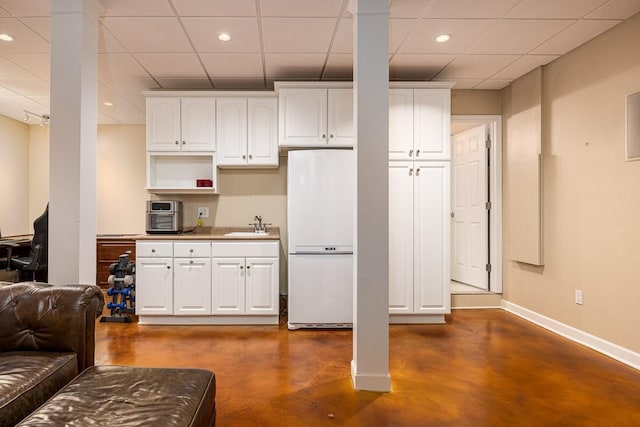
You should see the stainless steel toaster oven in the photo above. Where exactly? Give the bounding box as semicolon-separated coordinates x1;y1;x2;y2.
146;200;182;234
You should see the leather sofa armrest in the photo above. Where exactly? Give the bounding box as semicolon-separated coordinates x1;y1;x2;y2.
0;282;105;371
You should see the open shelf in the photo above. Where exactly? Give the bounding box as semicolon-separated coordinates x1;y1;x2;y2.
146;153;218;195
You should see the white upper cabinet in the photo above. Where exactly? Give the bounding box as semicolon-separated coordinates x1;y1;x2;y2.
217;97;278;168
388;87;451;161
147;97;215;152
414;89;451;161
279;88;353;147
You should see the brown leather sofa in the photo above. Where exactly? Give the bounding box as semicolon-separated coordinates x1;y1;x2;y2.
0;281;104;427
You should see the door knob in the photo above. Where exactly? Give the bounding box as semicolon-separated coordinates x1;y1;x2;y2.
451;212;455;218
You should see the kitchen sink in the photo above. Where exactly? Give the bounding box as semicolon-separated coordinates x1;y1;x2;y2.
224;231;269;237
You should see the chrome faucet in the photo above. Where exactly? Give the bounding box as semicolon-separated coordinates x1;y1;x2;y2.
249;215;271;233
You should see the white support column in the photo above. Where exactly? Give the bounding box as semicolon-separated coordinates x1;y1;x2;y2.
49;0;102;284
351;0;391;392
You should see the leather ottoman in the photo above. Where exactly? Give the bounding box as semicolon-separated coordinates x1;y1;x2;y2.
17;365;216;427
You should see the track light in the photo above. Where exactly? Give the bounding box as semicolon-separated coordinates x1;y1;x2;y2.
23;110;51;126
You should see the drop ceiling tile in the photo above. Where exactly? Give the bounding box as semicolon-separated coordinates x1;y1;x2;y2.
0;1;50;17
390;0;431;18
467;19;574;54
422;0;520;18
182;17;260;53
29;96;49;107
262;18;337;53
98;112;120;125
99;107;146;125
491;54;558;79
0;55;40;78
389;19;419;52
200;53;263;78
98;24;126;53
212;79;266;89
264;53;325;79
0;9;10;17
390;54;456;80
2;53;50;80
102;0;175;16
20;18;50;41
505;0;608;19
101;17;193;53
531;19;621;55
323;53;352;79
172;0;257;17
99;53;149;78
134;53;207;78
259;0;344;17
331;18;352;53
0;78;49;96
434;78;483;89
99;77;158;109
156;78;214;89
474;79;512;90
436;54;519;79
397;19;497;54
0;18;49;53
586;0;640;19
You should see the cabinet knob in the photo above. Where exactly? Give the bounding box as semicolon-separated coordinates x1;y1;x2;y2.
416;168;421;176
189;260;194;264
330;134;334;138
409;168;413;176
190;248;194;253
451;212;455;218
408;149;413;157
322;134;326;139
246;265;251;269
175;141;179;145
182;141;186;145
242;155;246;159
151;249;156;253
240;265;244;269
166;265;171;269
248;154;253;159
416;149;420;157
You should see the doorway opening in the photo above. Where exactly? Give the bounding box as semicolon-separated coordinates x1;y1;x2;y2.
450;115;502;295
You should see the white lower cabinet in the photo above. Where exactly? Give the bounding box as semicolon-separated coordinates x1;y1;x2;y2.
136;239;279;324
211;242;279;316
389;161;450;323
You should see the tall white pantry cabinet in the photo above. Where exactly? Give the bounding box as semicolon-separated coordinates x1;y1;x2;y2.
388;84;453;324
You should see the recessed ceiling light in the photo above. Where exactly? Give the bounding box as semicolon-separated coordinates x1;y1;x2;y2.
103;101;114;106
0;33;15;42
436;34;451;43
218;32;231;42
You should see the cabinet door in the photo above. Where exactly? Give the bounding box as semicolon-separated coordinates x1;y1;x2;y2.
216;98;248;166
174;257;212;315
136;257;173;315
212;258;245;314
248;98;278;167
388;162;414;314
413;162;450;314
389;89;414;160
245;257;279;315
327;89;354;147
414;89;451;160
147;98;181;152
278;89;327;147
181;98;216;152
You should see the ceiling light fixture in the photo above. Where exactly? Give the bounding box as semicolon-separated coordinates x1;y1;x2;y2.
103;101;114;106
218;32;231;42
23;110;51;126
436;34;451;43
0;33;15;42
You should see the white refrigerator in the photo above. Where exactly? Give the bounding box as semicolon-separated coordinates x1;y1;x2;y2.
287;149;354;329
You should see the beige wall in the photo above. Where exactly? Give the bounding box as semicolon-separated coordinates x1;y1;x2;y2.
28;126;50;221
502;13;640;353
452;89;502;115
0;115;30;235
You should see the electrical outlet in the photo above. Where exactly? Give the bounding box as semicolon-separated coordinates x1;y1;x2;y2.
575;290;583;305
197;207;209;218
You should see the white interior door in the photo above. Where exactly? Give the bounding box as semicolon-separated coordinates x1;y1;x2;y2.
451;124;488;289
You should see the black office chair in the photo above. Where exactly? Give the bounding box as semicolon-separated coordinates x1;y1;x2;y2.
11;204;48;282
0;229;20;281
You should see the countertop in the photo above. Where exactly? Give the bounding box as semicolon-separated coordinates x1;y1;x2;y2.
97;226;280;241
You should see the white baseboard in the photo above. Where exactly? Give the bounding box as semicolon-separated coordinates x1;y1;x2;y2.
501;300;640;371
452;306;502;310
350;360;391;392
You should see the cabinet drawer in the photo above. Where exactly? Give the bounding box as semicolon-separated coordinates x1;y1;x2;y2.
212;241;278;257
136;241;173;257
174;241;211;257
